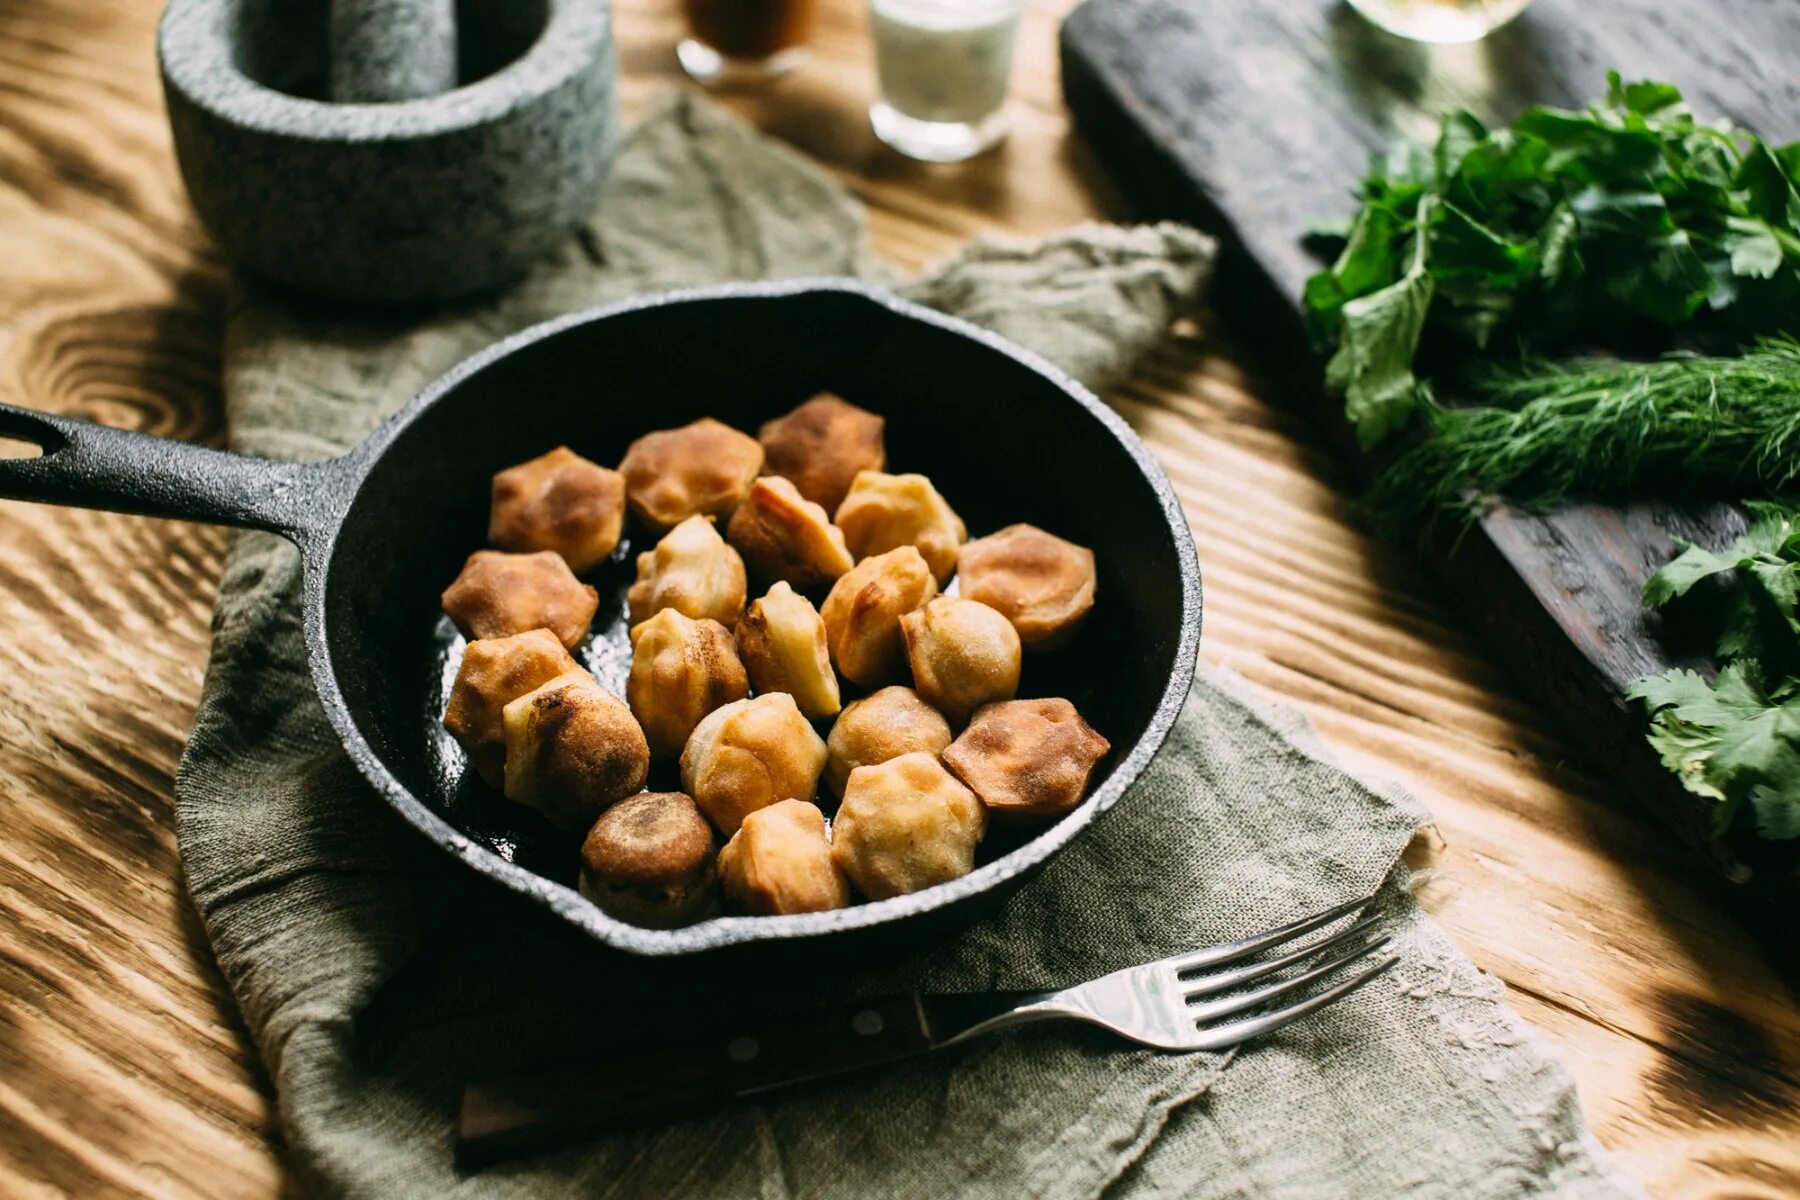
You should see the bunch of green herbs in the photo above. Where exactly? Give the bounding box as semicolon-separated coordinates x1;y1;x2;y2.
1305;73;1800;449
1628;502;1800;840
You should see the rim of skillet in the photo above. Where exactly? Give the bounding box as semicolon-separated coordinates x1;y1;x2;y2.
300;277;1203;956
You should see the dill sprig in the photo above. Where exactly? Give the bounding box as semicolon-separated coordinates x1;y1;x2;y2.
1364;336;1800;538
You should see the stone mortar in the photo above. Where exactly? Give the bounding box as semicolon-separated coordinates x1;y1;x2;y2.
159;0;616;306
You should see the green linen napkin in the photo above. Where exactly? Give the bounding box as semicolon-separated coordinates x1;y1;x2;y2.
176;91;1643;1199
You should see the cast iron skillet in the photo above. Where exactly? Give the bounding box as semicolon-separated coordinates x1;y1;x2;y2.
0;280;1201;957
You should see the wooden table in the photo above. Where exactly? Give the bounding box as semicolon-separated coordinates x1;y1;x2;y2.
0;1;1794;1197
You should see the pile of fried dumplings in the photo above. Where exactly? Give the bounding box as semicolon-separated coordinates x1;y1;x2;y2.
439;393;1110;928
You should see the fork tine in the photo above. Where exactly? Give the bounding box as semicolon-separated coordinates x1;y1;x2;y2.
1186;954;1400;1051
1182;913;1384;998
1163;892;1375;975
1188;936;1391;1025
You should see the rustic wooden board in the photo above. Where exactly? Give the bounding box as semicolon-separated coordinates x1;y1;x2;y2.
1061;0;1800;924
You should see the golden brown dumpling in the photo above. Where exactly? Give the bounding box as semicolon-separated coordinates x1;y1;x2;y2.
442;629;583;787
942;698;1112;824
830;752;986;900
834;471;965;584
441;550;599;649
488;446;626;572
900;597;1021;724
580;792;719;929
680;693;828;836
757;393;886;512
618;418;764;531
957;524;1097;650
735;582;841;720
726;475;855;591
717;799;850;916
501;672;649;831
819;545;938;688
627;610;750;759
626;515;748;626
824;686;952;797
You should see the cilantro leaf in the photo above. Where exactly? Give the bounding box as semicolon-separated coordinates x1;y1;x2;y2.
1628;662;1800;839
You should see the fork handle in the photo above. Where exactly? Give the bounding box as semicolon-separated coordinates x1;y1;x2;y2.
457;992;928;1162
456;988;1065;1163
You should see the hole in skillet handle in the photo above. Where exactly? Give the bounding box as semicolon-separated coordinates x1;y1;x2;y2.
0;409;63;460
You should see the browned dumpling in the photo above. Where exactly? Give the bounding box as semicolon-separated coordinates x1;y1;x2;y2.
757;393;886;512
824;686;952;798
834;471;965;584
819;546;938;688
735;582;841;720
726;475;855;590
717;799;850;916
627;609;750;759
900;597;1021;724
680;693;828;836
441;550;599;649
442;629;583;787
957;524;1097;650
830;752;986;900
626;515;748;626
618;418;764;531
488;446;626;572
943;698;1112;824
501;672;649;831
580;792;719;929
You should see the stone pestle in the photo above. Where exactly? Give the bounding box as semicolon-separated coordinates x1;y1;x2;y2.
329;0;459;102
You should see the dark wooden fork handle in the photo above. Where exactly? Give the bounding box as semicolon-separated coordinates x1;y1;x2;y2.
458;993;936;1164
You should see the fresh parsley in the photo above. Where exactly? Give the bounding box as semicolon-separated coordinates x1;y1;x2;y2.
1627;503;1800;841
1305;73;1800;448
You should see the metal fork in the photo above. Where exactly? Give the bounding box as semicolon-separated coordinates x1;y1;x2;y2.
457;895;1396;1163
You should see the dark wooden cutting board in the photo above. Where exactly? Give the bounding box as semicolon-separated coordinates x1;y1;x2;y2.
1061;0;1800;918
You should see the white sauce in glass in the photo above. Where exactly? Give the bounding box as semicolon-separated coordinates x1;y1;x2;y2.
870;0;1020;125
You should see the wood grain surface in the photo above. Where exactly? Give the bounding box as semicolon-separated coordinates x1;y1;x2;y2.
0;1;1795;1198
1060;0;1800;918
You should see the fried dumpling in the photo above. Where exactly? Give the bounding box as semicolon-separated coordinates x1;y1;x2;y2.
819;545;938;688
757;393;886;512
834;471;965;584
830;752;986;901
580;791;719;929
956;524;1097;649
627;609;750;759
943;698;1111;824
900;597;1021;724
488;446;626;572
735;582;841;720
726;475;855;591
618;417;764;531
717;798;850;916
626;515;748;626
824;685;952;798
441;550;599;649
679;693;828;837
442;628;584;787
501;672;650;831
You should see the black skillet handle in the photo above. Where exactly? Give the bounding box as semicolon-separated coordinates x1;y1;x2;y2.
0;402;343;543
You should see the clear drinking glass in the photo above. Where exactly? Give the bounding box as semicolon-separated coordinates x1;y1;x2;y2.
1346;0;1534;44
678;0;817;84
867;0;1022;163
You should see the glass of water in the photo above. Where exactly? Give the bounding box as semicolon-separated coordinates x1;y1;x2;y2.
1346;0;1534;44
867;0;1022;163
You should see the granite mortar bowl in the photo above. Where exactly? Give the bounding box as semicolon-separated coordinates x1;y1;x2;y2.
158;0;617;305
0;281;1201;959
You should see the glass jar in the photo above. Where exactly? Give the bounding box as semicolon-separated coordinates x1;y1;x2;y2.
867;0;1022;163
1346;0;1534;44
678;0;817;83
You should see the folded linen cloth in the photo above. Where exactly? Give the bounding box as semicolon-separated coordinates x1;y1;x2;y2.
176;91;1642;1199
